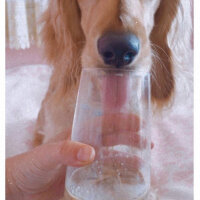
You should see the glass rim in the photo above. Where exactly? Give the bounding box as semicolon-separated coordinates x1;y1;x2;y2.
82;67;150;76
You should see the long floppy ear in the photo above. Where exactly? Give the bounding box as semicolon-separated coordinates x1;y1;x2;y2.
150;0;180;108
41;0;85;97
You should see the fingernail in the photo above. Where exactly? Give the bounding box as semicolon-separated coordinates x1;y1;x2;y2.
77;146;95;162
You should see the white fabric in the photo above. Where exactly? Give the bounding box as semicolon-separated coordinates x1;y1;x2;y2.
6;64;193;199
6;65;52;156
6;0;48;49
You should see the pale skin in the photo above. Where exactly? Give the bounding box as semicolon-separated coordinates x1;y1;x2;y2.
6;114;153;200
6;131;95;200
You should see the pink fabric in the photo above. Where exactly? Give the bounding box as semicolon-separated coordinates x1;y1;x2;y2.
6;64;193;199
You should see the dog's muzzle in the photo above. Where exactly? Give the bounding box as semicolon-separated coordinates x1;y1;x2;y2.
97;32;140;68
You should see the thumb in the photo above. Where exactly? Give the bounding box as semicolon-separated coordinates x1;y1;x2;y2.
29;140;96;171
6;140;95;198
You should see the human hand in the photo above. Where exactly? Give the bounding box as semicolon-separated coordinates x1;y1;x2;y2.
79;113;153;148
6;114;153;200
70;113;153;179
6;132;95;200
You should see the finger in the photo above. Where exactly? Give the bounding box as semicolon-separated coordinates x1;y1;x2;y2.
27;140;95;171
75;114;141;147
151;142;154;149
102;113;140;133
95;148;143;171
102;131;147;148
102;132;154;149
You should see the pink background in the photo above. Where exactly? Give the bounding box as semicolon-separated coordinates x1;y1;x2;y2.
6;46;46;69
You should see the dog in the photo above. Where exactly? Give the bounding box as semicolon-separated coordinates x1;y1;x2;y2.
34;0;192;146
33;0;192;199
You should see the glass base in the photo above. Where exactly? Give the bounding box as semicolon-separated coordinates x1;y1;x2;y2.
66;161;149;200
64;189;149;200
64;190;78;200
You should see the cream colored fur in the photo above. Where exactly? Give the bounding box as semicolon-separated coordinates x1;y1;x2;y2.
35;0;192;155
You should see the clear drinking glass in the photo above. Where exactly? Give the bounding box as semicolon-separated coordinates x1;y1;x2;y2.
64;68;151;200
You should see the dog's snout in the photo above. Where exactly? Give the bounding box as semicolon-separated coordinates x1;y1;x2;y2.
97;33;140;68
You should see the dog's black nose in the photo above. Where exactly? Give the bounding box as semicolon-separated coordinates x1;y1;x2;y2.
97;32;140;68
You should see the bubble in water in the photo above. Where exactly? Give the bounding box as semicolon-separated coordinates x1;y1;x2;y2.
77;186;81;191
